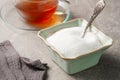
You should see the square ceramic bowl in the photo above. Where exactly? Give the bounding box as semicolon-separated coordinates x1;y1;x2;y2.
38;19;113;74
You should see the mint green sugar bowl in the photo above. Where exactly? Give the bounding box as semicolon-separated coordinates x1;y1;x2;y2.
38;19;113;74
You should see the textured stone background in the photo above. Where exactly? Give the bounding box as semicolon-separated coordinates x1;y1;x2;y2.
0;0;120;80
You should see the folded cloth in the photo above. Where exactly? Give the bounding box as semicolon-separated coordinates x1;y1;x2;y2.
0;41;48;80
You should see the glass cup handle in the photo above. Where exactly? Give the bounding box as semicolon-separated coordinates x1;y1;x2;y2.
59;0;70;11
58;0;70;22
59;0;70;4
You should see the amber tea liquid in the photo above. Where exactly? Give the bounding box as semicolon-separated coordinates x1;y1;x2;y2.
16;0;61;29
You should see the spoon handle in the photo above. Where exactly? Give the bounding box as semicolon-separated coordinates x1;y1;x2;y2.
81;0;106;38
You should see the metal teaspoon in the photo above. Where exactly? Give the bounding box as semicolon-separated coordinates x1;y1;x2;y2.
81;0;106;38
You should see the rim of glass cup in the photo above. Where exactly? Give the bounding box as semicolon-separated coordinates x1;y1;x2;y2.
16;0;56;3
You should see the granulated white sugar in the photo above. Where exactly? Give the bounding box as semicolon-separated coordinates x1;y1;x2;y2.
46;27;103;58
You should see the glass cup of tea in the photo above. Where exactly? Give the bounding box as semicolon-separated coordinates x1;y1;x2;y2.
15;0;58;29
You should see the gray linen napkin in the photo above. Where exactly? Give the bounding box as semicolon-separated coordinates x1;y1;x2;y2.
0;41;48;80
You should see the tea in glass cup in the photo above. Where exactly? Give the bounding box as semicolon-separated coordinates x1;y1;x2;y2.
15;0;58;29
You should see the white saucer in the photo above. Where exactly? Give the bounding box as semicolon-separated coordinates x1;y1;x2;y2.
0;1;70;31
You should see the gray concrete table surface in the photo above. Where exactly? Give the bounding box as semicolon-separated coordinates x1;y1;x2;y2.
0;0;120;80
